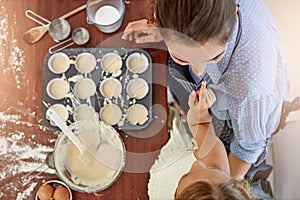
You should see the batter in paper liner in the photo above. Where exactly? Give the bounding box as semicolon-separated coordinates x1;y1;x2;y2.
47;79;69;100
75;53;96;74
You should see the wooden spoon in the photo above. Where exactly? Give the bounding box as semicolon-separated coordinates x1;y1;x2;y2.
23;4;86;44
23;25;48;44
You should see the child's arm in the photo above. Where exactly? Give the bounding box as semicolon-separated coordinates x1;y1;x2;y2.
186;82;218;158
187;82;229;172
187;81;215;141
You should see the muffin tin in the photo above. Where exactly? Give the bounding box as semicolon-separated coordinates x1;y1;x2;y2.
42;48;152;131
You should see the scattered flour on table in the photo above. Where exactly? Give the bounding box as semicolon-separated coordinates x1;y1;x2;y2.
0;1;56;199
0;109;48;131
16;182;37;200
0;0;25;90
0;134;54;176
0;132;56;200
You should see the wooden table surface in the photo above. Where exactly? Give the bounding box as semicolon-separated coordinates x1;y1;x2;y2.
0;0;168;199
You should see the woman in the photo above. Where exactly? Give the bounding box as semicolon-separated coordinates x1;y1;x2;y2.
122;0;290;181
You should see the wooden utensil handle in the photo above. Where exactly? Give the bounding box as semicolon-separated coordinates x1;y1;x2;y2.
59;4;86;19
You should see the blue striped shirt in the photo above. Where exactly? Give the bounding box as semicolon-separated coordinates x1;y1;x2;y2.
191;0;290;164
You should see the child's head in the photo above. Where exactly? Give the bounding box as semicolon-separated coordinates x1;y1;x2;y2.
175;179;255;200
174;161;255;200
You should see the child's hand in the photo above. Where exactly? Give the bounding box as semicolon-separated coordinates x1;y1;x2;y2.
187;82;216;126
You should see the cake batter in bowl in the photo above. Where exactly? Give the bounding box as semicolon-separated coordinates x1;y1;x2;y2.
46;120;126;193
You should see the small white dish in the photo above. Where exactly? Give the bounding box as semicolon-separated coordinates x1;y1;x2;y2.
46;78;70;100
100;104;122;126
126;78;149;99
74;78;96;99
48;52;70;74
126;52;149;74
75;52;97;74
127;104;148;125
99;78;122;99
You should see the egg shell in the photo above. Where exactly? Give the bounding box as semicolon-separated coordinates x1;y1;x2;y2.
38;184;54;200
53;186;70;200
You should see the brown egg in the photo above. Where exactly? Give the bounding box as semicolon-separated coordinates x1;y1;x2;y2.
37;184;54;200
53;186;70;200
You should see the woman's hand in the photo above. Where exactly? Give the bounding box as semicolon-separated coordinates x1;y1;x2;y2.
187;82;216;126
122;19;163;43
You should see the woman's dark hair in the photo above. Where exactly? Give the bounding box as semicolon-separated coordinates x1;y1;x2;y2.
175;179;256;200
150;0;236;45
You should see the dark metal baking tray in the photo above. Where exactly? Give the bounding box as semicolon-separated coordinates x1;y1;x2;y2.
42;48;153;131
